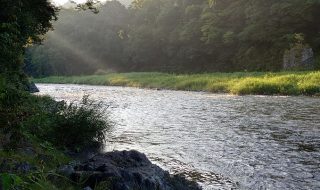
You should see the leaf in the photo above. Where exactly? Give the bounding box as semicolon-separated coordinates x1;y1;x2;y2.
1;173;13;190
0;173;23;190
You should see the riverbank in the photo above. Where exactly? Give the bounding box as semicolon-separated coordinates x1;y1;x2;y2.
34;71;320;96
0;83;200;189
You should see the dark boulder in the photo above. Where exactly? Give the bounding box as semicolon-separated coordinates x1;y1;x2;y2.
62;150;201;190
27;82;39;93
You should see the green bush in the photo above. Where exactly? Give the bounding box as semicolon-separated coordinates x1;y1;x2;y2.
0;76;31;149
51;96;112;151
0;79;112;151
21;95;112;151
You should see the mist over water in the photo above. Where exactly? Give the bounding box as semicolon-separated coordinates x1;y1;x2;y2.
37;84;320;190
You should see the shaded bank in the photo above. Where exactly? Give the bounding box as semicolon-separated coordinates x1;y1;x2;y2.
34;71;320;96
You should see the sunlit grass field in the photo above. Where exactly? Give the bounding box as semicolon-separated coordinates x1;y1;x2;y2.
33;71;320;96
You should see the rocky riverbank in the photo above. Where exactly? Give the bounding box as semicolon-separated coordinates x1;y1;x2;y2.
0;83;201;189
59;150;201;190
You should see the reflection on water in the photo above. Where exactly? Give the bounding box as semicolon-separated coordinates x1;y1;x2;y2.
37;84;320;190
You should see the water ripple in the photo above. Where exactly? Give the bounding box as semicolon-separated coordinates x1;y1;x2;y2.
37;84;320;190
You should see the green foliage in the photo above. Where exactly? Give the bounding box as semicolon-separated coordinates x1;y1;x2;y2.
0;77;111;151
0;88;112;188
26;0;320;75
33;71;320;96
23;167;78;190
17;95;112;151
230;78;297;95
0;77;31;148
49;96;111;150
0;173;24;189
0;0;57;85
0;141;69;189
25;1;130;76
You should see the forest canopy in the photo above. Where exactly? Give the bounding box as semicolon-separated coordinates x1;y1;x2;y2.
25;0;320;76
0;0;57;84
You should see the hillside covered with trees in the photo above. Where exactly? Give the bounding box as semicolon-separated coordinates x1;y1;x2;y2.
26;0;320;76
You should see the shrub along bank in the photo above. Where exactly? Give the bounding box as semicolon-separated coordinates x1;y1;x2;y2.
0;76;111;189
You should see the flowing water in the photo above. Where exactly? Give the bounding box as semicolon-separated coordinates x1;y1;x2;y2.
36;84;320;190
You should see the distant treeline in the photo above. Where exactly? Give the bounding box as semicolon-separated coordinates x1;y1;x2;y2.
25;0;320;76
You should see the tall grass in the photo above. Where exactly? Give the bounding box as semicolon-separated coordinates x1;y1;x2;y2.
33;71;320;96
0;78;113;189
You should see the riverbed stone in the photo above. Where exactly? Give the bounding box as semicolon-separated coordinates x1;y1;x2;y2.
14;162;35;173
27;82;40;93
64;150;201;190
58;165;75;177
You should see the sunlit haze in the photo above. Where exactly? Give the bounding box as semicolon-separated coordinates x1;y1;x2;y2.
2;1;320;190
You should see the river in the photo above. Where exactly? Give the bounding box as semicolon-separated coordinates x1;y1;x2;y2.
36;84;320;190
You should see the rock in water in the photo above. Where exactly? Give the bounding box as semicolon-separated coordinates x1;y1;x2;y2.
27;82;39;93
65;150;201;190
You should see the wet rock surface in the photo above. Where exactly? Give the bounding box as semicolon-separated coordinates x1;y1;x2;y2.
27;82;39;93
61;150;201;190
